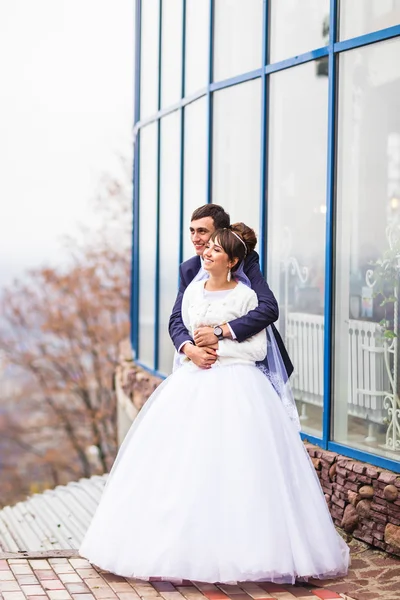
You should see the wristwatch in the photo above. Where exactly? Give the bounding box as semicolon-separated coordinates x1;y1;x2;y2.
213;325;224;341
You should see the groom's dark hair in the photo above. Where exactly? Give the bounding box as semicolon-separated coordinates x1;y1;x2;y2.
191;204;230;230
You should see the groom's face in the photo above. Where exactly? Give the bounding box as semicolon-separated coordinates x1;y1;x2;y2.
190;217;215;256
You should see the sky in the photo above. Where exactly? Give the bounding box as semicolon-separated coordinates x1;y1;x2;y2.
0;0;134;287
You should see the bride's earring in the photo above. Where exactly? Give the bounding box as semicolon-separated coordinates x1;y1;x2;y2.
227;268;231;282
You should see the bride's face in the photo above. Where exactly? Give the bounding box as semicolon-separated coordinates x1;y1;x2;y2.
203;238;236;276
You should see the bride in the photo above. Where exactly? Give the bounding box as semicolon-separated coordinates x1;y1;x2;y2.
80;223;349;584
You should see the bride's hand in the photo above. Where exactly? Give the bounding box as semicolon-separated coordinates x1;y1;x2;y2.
194;326;218;347
182;343;217;369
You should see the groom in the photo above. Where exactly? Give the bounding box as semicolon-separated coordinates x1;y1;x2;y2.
168;204;293;376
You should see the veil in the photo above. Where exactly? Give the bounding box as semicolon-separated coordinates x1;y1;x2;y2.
234;262;301;431
173;260;301;432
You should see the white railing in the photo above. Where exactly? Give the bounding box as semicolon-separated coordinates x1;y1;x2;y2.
287;313;324;409
348;319;388;425
287;313;389;429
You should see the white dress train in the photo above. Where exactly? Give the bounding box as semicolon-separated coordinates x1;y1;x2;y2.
80;282;349;584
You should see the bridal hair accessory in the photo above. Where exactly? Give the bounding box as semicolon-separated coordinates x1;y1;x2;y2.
224;228;248;256
227;268;231;282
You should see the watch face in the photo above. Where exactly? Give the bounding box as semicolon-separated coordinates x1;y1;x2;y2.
214;326;223;336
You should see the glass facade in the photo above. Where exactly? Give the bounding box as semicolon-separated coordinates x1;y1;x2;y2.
267;61;328;437
133;0;400;473
270;0;330;62
160;0;183;107
212;80;261;233
139;0;159;119
213;0;263;81
339;0;400;40
184;0;209;95
158;111;181;375
137;123;158;366
183;97;208;260
333;36;400;460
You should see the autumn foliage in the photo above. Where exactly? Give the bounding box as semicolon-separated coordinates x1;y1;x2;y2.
0;175;131;506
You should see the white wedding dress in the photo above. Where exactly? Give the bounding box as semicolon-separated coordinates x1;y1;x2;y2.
80;281;349;584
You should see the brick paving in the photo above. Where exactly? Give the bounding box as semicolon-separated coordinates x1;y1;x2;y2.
0;555;350;600
0;544;399;600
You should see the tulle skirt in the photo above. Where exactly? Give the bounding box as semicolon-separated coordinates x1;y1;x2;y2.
80;363;349;584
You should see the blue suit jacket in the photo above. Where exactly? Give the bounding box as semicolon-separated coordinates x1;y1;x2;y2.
168;251;293;377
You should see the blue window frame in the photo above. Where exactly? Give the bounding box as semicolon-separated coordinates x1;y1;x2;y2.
132;0;400;473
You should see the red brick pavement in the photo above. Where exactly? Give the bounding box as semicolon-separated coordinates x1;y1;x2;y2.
0;557;349;600
1;547;400;600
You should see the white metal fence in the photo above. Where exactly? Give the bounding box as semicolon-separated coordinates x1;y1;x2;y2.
287;313;389;426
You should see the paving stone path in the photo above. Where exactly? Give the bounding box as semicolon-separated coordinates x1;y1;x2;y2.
307;537;400;600
1;540;400;600
0;556;346;600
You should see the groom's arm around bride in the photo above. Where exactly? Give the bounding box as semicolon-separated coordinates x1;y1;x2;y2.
168;204;293;376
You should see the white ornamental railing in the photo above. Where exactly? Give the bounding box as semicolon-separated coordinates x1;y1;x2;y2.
287;313;390;441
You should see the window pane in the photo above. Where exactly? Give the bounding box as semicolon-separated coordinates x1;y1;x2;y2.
185;0;210;95
183;97;208;260
334;38;400;459
340;0;400;41
140;0;160;119
158;111;181;375
267;62;329;437
270;0;329;63
161;0;183;108
212;80;261;235
138;123;158;367
213;0;263;81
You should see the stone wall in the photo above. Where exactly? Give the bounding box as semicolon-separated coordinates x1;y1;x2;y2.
114;341;161;445
306;444;400;557
117;348;400;557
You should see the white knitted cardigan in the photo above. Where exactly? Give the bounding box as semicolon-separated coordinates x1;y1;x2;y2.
181;280;267;368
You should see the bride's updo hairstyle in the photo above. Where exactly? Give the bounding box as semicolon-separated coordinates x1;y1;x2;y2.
210;222;257;273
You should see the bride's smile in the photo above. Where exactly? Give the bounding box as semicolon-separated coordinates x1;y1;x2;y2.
203;239;236;276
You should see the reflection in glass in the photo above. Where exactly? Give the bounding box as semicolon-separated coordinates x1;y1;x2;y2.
334;38;400;458
140;0;160;119
212;80;261;234
183;98;208;261
138;124;158;367
185;0;209;95
340;0;400;41
267;62;329;437
270;0;329;63
213;0;263;81
161;0;183;108
158;112;181;375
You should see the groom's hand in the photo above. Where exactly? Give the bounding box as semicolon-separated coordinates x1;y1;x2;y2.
194;325;232;346
193;326;218;347
182;343;217;369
